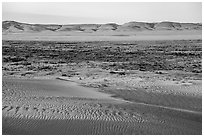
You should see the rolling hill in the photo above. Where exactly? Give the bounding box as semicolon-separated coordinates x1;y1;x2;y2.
2;21;202;33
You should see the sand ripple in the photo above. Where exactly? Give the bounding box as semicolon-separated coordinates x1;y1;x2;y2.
2;78;147;123
2;78;202;135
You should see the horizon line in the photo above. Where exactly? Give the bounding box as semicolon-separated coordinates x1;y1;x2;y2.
3;20;202;25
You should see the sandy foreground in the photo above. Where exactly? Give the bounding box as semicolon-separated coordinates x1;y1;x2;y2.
2;72;202;135
2;30;202;41
2;39;202;135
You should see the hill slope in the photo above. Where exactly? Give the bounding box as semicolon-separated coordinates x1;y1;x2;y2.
2;21;202;33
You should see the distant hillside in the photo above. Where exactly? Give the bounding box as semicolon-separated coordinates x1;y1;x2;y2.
2;21;202;33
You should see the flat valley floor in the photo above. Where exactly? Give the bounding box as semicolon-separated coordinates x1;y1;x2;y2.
2;39;202;135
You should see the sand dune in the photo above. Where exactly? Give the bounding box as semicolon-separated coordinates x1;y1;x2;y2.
2;21;201;33
2;78;117;100
3;115;201;135
98;23;118;31
2;21;201;41
154;22;181;30
2;78;154;134
2;78;144;122
2;77;202;135
117;22;155;31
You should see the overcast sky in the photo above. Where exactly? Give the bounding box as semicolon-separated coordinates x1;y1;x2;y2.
2;2;202;24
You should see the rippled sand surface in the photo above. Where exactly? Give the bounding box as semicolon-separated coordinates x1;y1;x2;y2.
2;78;117;99
2;78;202;135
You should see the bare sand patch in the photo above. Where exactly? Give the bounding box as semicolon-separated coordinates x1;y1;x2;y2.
2;77;202;135
3;114;201;135
2;78;117;100
2;30;201;41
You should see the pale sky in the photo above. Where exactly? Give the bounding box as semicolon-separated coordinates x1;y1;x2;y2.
2;2;202;24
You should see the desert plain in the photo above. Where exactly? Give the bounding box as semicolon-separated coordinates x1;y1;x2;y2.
2;21;202;135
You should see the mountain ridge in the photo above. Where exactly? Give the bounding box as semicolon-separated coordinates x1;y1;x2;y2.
2;20;202;33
